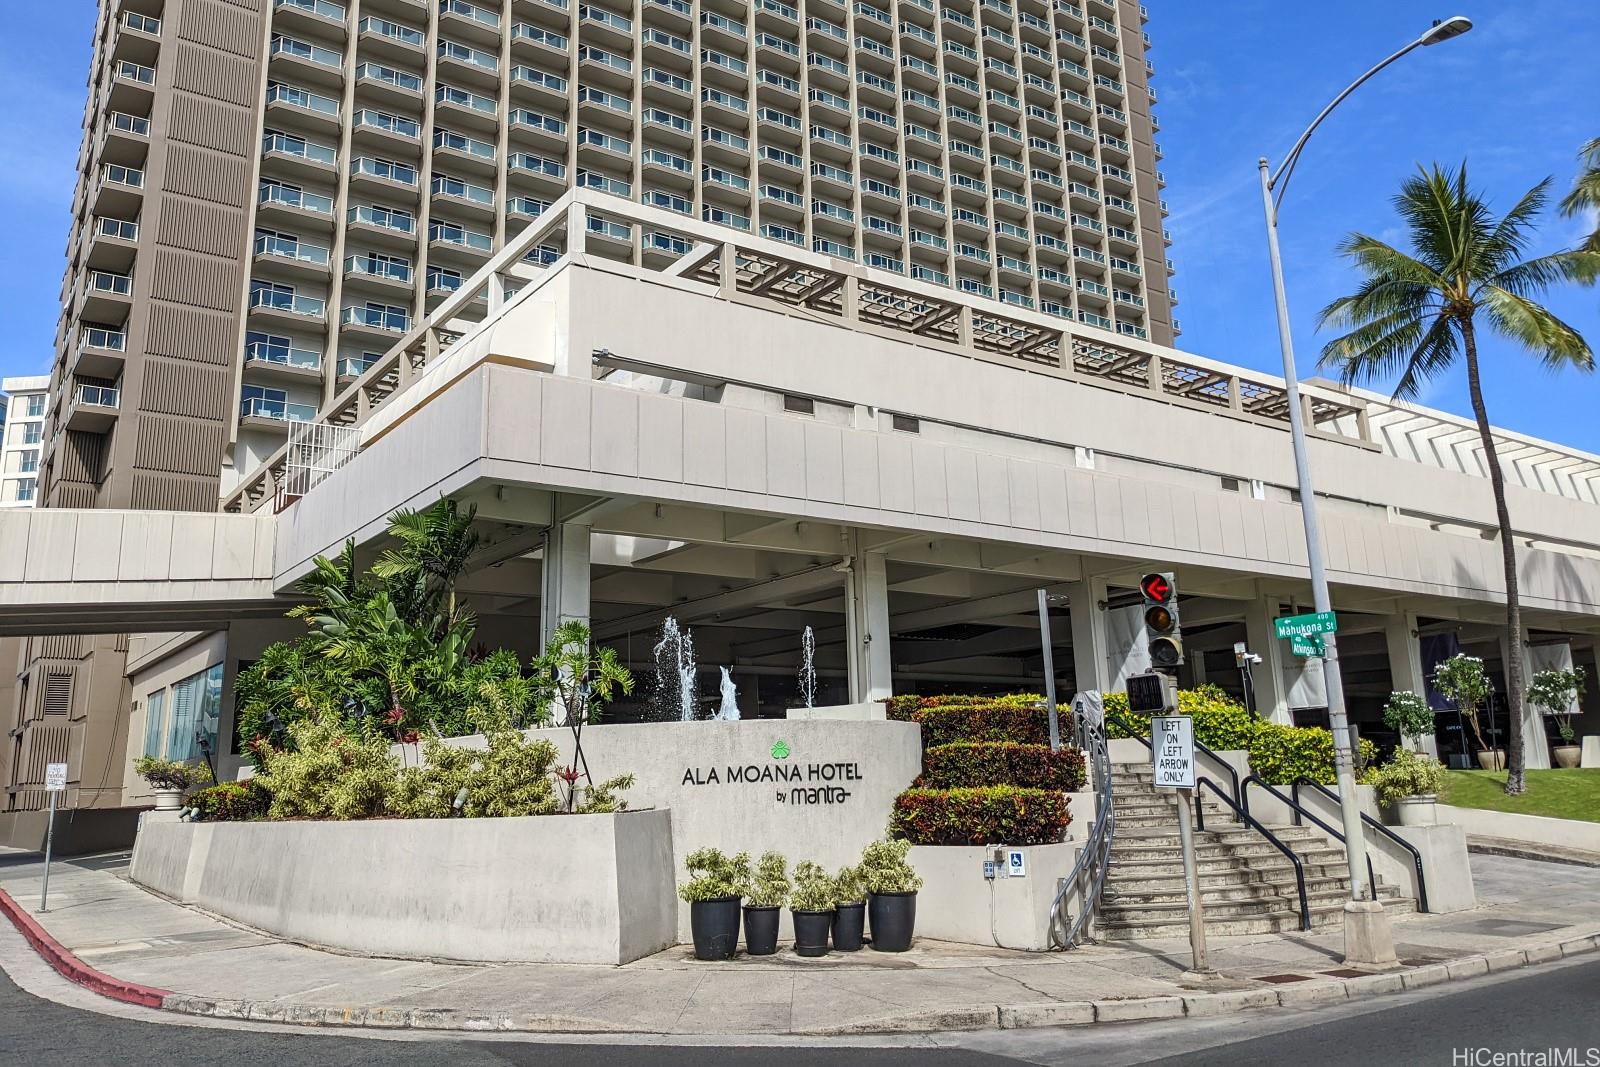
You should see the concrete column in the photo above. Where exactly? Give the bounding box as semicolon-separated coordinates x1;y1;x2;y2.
1384;610;1438;757
1066;577;1108;695
1500;634;1551;770
1243;596;1291;724
845;550;893;703
539;522;591;653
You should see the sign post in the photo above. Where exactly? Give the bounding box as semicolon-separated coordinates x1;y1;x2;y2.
1152;716;1209;974
40;763;67;913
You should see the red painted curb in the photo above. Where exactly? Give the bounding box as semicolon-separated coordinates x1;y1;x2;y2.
0;885;172;1009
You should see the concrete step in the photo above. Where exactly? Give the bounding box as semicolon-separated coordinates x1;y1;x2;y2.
1105;870;1354;899
1103;880;1354;908
1096;896;1417;940
1107;854;1355;880
1109;840;1347;865
1100;889;1358;923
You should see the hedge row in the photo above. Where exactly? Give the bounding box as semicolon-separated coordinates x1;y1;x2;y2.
1105;685;1377;785
913;703;1058;747
883;693;1040;722
891;786;1071;846
920;742;1086;792
187;780;272;822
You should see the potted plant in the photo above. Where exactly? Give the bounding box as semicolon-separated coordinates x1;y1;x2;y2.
1382;691;1436;753
1528;666;1586;769
860;839;923;953
134;756;212;811
1371;749;1447;826
789;861;835;957
1433;654;1501;771
831;863;867;952
678;847;750;960
743;852;789;956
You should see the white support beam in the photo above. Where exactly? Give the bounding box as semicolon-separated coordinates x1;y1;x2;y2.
539;521;592;651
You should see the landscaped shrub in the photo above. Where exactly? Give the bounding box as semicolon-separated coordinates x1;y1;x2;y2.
920;742;1086;792
913;703;1053;747
746;852;790;908
857;839;924;894
134;756;212;792
1104;684;1376;785
789;861;835;912
186;780;271;822
1370;749;1447;807
391;732;563;818
678;847;751;902
884;693;1041;722
253;718;398;821
891;786;1071;846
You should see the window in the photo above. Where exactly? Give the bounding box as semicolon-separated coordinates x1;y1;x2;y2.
25;395;45;418
892;414;920;433
142;689;167;758
783;394;814;415
16;478;36;502
166;664;222;763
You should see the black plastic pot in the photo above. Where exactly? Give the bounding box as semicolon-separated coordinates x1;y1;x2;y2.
791;909;834;957
868;891;917;952
743;905;781;956
832;902;866;952
690;896;742;960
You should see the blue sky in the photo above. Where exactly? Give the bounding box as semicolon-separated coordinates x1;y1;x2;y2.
1;4;1596;447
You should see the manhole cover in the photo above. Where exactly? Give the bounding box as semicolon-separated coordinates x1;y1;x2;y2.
1254;973;1313;984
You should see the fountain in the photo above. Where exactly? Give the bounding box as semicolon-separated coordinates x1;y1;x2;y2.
652;617;699;721
798;625;817;709
716;667;741;721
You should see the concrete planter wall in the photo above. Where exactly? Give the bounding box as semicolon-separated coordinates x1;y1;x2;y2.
909;842;1081;951
131;809;676;965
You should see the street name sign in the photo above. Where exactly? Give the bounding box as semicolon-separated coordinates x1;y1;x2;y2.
1151;715;1195;790
1289;634;1326;658
1274;611;1337;640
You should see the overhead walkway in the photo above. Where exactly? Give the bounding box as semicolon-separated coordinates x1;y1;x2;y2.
0;509;285;636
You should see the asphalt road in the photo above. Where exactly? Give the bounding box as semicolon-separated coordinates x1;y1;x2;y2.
3;955;1599;1066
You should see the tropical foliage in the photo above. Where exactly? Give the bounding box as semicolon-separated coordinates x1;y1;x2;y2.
1317;164;1600;794
1432;654;1493;756
134;755;212;792
746;852;790;909
678;847;752;903
1383;691;1436;744
789;861;836;913
1527;666;1586;745
857;838;923;895
1563;138;1600;252
891;785;1072;846
1371;749;1448;807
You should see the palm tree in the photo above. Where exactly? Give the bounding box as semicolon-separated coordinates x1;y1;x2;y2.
1318;164;1600;796
1562;138;1600;251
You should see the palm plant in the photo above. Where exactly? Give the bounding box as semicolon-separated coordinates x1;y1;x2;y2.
1561;138;1600;251
1318;164;1600;795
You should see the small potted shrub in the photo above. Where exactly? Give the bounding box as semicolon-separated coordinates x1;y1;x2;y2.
1528;667;1586;769
1433;654;1501;771
743;852;789;956
678;847;750;960
789;861;835;957
134;756;212;811
1372;749;1447;826
860;839;923;953
831;863;867;952
1382;691;1436;753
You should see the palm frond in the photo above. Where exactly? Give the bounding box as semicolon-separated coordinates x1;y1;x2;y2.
1488;249;1600;298
1480;287;1596;372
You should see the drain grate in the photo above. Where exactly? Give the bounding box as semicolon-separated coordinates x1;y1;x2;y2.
1320;968;1372;979
1253;973;1314;984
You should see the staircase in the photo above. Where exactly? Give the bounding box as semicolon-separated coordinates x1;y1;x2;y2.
1096;762;1416;940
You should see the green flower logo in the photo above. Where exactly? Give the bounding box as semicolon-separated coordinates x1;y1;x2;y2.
771;740;791;760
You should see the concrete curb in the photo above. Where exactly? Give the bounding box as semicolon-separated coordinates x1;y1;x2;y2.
151;931;1600;1036
0;887;172;1010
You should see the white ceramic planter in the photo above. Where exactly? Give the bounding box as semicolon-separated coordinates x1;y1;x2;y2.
1554;746;1581;769
1476;749;1507;772
1396;794;1438;827
152;788;184;812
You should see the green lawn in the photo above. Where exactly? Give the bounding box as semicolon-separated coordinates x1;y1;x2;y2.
1441;769;1600;823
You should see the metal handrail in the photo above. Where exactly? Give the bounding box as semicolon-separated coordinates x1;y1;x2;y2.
1104;706;1242;808
1050;691;1114;949
1242;774;1376;902
1293;777;1430;913
1193;776;1311;931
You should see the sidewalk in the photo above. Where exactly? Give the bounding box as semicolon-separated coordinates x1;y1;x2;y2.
1;848;1596;1036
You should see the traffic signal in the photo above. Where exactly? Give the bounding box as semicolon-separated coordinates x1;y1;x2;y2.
1140;571;1183;673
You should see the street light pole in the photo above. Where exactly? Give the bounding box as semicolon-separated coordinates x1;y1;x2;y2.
1257;15;1472;966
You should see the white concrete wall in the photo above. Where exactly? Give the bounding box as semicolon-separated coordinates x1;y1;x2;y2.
1436;803;1600;853
131;809;677;965
424;719;922;941
910;842;1081;951
1366;823;1477;914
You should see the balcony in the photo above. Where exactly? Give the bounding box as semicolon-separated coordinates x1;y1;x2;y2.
354;62;424;105
257;181;335;222
65;384;121;433
269;33;345;88
240;394;316;430
351;108;422;150
432;128;497;173
81;270;133;320
428;221;494;257
438;37;502;88
336;355;375;381
349;155;420;195
357;15;425;59
434;83;499;130
86;216;139;271
92;163;144;217
272;0;348;34
265;81;341;131
340;304;411;336
346;204;417;246
344;253;415;290
249;287;327;325
439;0;503;47
261;131;338;178
243;339;324;381
430;174;495;217
108;60;156;112
75;326;127;379
253;232;332;275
